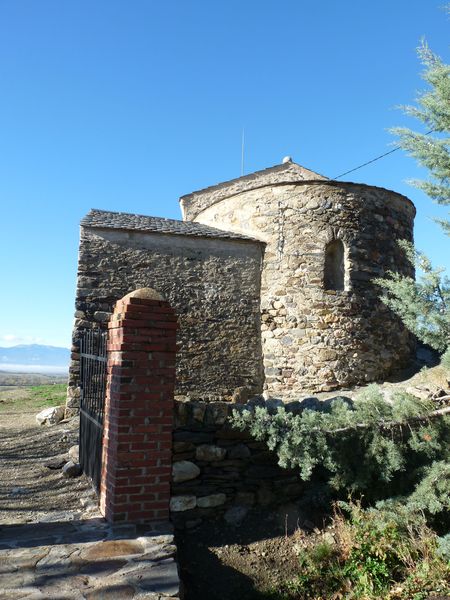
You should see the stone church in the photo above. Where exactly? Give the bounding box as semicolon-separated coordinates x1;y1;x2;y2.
67;159;415;413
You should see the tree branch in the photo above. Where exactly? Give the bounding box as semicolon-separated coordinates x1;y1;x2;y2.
327;405;450;436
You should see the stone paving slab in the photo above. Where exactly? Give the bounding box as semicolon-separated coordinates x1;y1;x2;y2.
0;517;181;599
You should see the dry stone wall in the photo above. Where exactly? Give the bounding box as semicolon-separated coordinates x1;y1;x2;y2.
170;399;308;529
67;226;264;414
188;180;416;396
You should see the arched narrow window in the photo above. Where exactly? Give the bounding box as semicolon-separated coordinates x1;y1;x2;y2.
324;239;345;291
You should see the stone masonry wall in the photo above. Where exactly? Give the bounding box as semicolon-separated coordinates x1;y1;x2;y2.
67;227;264;414
191;181;416;396
170;399;306;529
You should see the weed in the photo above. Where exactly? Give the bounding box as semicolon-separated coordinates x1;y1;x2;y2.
272;501;450;599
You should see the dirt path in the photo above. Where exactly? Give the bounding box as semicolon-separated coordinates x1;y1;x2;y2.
0;402;99;525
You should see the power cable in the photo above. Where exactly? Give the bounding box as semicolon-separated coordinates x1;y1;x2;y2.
332;129;435;180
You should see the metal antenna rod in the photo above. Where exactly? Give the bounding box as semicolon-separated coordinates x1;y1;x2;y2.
241;128;245;176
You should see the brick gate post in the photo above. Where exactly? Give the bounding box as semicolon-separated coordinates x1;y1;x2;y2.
100;288;177;523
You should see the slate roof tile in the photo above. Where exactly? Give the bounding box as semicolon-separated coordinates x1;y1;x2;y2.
81;209;261;242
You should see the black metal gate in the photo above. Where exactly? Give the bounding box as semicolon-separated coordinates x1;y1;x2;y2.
79;329;108;493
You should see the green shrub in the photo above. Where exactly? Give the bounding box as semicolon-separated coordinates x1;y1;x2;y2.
271;502;450;600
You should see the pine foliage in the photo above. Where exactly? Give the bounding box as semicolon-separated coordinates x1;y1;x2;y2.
376;40;450;352
375;240;450;351
230;385;450;520
391;42;450;220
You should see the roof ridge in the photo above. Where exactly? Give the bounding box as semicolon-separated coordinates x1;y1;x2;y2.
180;161;328;200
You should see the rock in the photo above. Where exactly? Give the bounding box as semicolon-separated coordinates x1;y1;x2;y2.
172;460;201;483
93;310;110;322
124;557;180;596
321;396;353;411
68;445;79;462
284;401;304;415
405;386;432;400
173;441;194;453
265;398;284;413
36;405;65;426
205;403;229;425
298;397;321;411
248;395;266;407
196;445;227;462
227;444;251;459
192;404;206;422
45;456;66;470
197;493;226;508
231;387;250;404
170;495;197;512
224;505;249;526
62;461;82;478
10;487;28;496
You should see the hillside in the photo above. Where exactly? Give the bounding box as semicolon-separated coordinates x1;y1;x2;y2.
0;344;70;367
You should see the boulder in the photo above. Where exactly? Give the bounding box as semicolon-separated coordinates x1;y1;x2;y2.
172;460;200;483
62;461;82;478
36;405;65;426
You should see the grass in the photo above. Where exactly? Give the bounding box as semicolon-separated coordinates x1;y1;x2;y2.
0;383;67;413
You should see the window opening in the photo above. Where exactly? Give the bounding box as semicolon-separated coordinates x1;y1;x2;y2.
324;239;345;291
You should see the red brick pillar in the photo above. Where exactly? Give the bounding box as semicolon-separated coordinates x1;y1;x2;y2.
100;288;177;523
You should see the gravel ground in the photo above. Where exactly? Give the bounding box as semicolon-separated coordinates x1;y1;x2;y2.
0;401;99;525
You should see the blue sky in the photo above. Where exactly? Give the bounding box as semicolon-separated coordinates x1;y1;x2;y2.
0;0;448;348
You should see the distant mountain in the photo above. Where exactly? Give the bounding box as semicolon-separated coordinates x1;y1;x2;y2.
0;344;70;367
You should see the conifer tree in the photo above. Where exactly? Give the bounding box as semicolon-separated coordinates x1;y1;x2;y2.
377;41;450;352
391;41;450;235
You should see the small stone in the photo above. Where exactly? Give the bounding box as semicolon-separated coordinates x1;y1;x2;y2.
68;445;79;462
196;445;227;462
45;456;66;469
10;487;28;496
197;493;226;508
192;404;206;422
36;405;65;426
224;505;248;526
62;461;82;478
170;495;197;512
172;460;201;483
227;444;251;459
